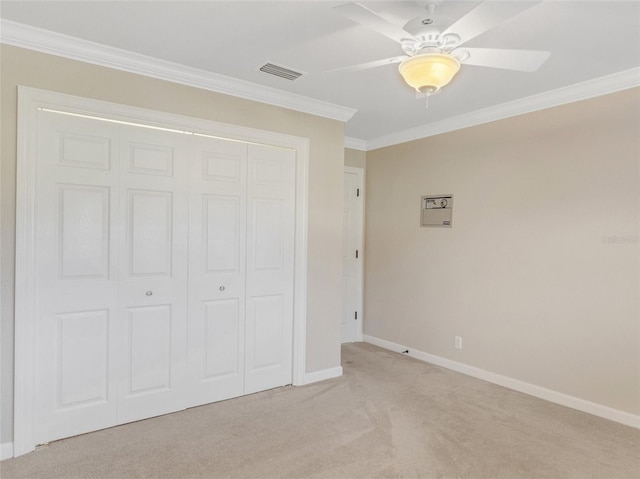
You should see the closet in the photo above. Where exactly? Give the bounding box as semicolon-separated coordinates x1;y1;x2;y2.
33;108;295;445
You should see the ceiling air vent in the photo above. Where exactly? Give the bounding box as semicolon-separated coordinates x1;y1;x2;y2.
259;62;304;81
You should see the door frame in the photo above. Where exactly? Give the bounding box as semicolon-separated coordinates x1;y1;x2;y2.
14;86;310;457
344;166;364;343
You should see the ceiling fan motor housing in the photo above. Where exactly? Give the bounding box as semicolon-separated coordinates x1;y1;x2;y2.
402;17;460;56
403;16;447;38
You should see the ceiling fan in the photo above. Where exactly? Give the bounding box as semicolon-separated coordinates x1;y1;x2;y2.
333;0;550;97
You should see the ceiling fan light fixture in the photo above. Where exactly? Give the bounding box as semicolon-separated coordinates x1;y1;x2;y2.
398;53;460;94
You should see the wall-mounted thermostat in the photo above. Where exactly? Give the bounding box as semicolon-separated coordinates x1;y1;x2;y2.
421;194;453;227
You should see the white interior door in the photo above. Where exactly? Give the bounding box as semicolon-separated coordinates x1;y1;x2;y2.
116;126;190;424
341;167;363;343
35;112;121;443
244;144;296;394
188;136;248;406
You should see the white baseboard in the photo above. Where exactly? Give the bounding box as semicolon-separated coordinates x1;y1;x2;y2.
1;442;14;460
302;366;343;385
364;334;640;429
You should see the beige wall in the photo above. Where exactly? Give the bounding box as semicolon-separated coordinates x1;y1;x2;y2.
0;45;345;444
345;148;366;169
364;88;640;415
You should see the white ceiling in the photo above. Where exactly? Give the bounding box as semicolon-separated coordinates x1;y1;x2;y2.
2;1;639;147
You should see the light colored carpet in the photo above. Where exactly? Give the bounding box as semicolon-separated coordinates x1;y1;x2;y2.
2;342;639;478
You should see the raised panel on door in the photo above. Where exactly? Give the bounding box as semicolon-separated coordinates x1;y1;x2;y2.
250;295;284;369
188;136;247;406
125;305;172;394
127;190;173;277
35;111;120;444
59;184;110;279
116;126;190;424
244;144;296;394
57;310;110;408
203;299;241;378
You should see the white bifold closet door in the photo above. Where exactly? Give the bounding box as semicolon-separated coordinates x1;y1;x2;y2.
188;136;295;405
115;126;190;424
244;142;295;394
187;137;248;405
34;110;295;446
35;112;122;443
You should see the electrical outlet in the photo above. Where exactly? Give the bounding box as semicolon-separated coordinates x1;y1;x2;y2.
455;336;463;349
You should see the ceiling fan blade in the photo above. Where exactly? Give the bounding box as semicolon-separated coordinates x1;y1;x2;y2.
443;1;540;47
459;48;550;72
334;3;412;43
327;56;408;73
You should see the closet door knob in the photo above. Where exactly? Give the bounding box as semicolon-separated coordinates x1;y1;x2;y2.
219;286;225;291
145;290;153;296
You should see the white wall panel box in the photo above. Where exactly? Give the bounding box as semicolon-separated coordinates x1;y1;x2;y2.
421;195;453;227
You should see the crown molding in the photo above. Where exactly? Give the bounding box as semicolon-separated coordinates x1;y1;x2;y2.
0;19;357;123
365;67;640;151
344;137;367;151
2;20;638;151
